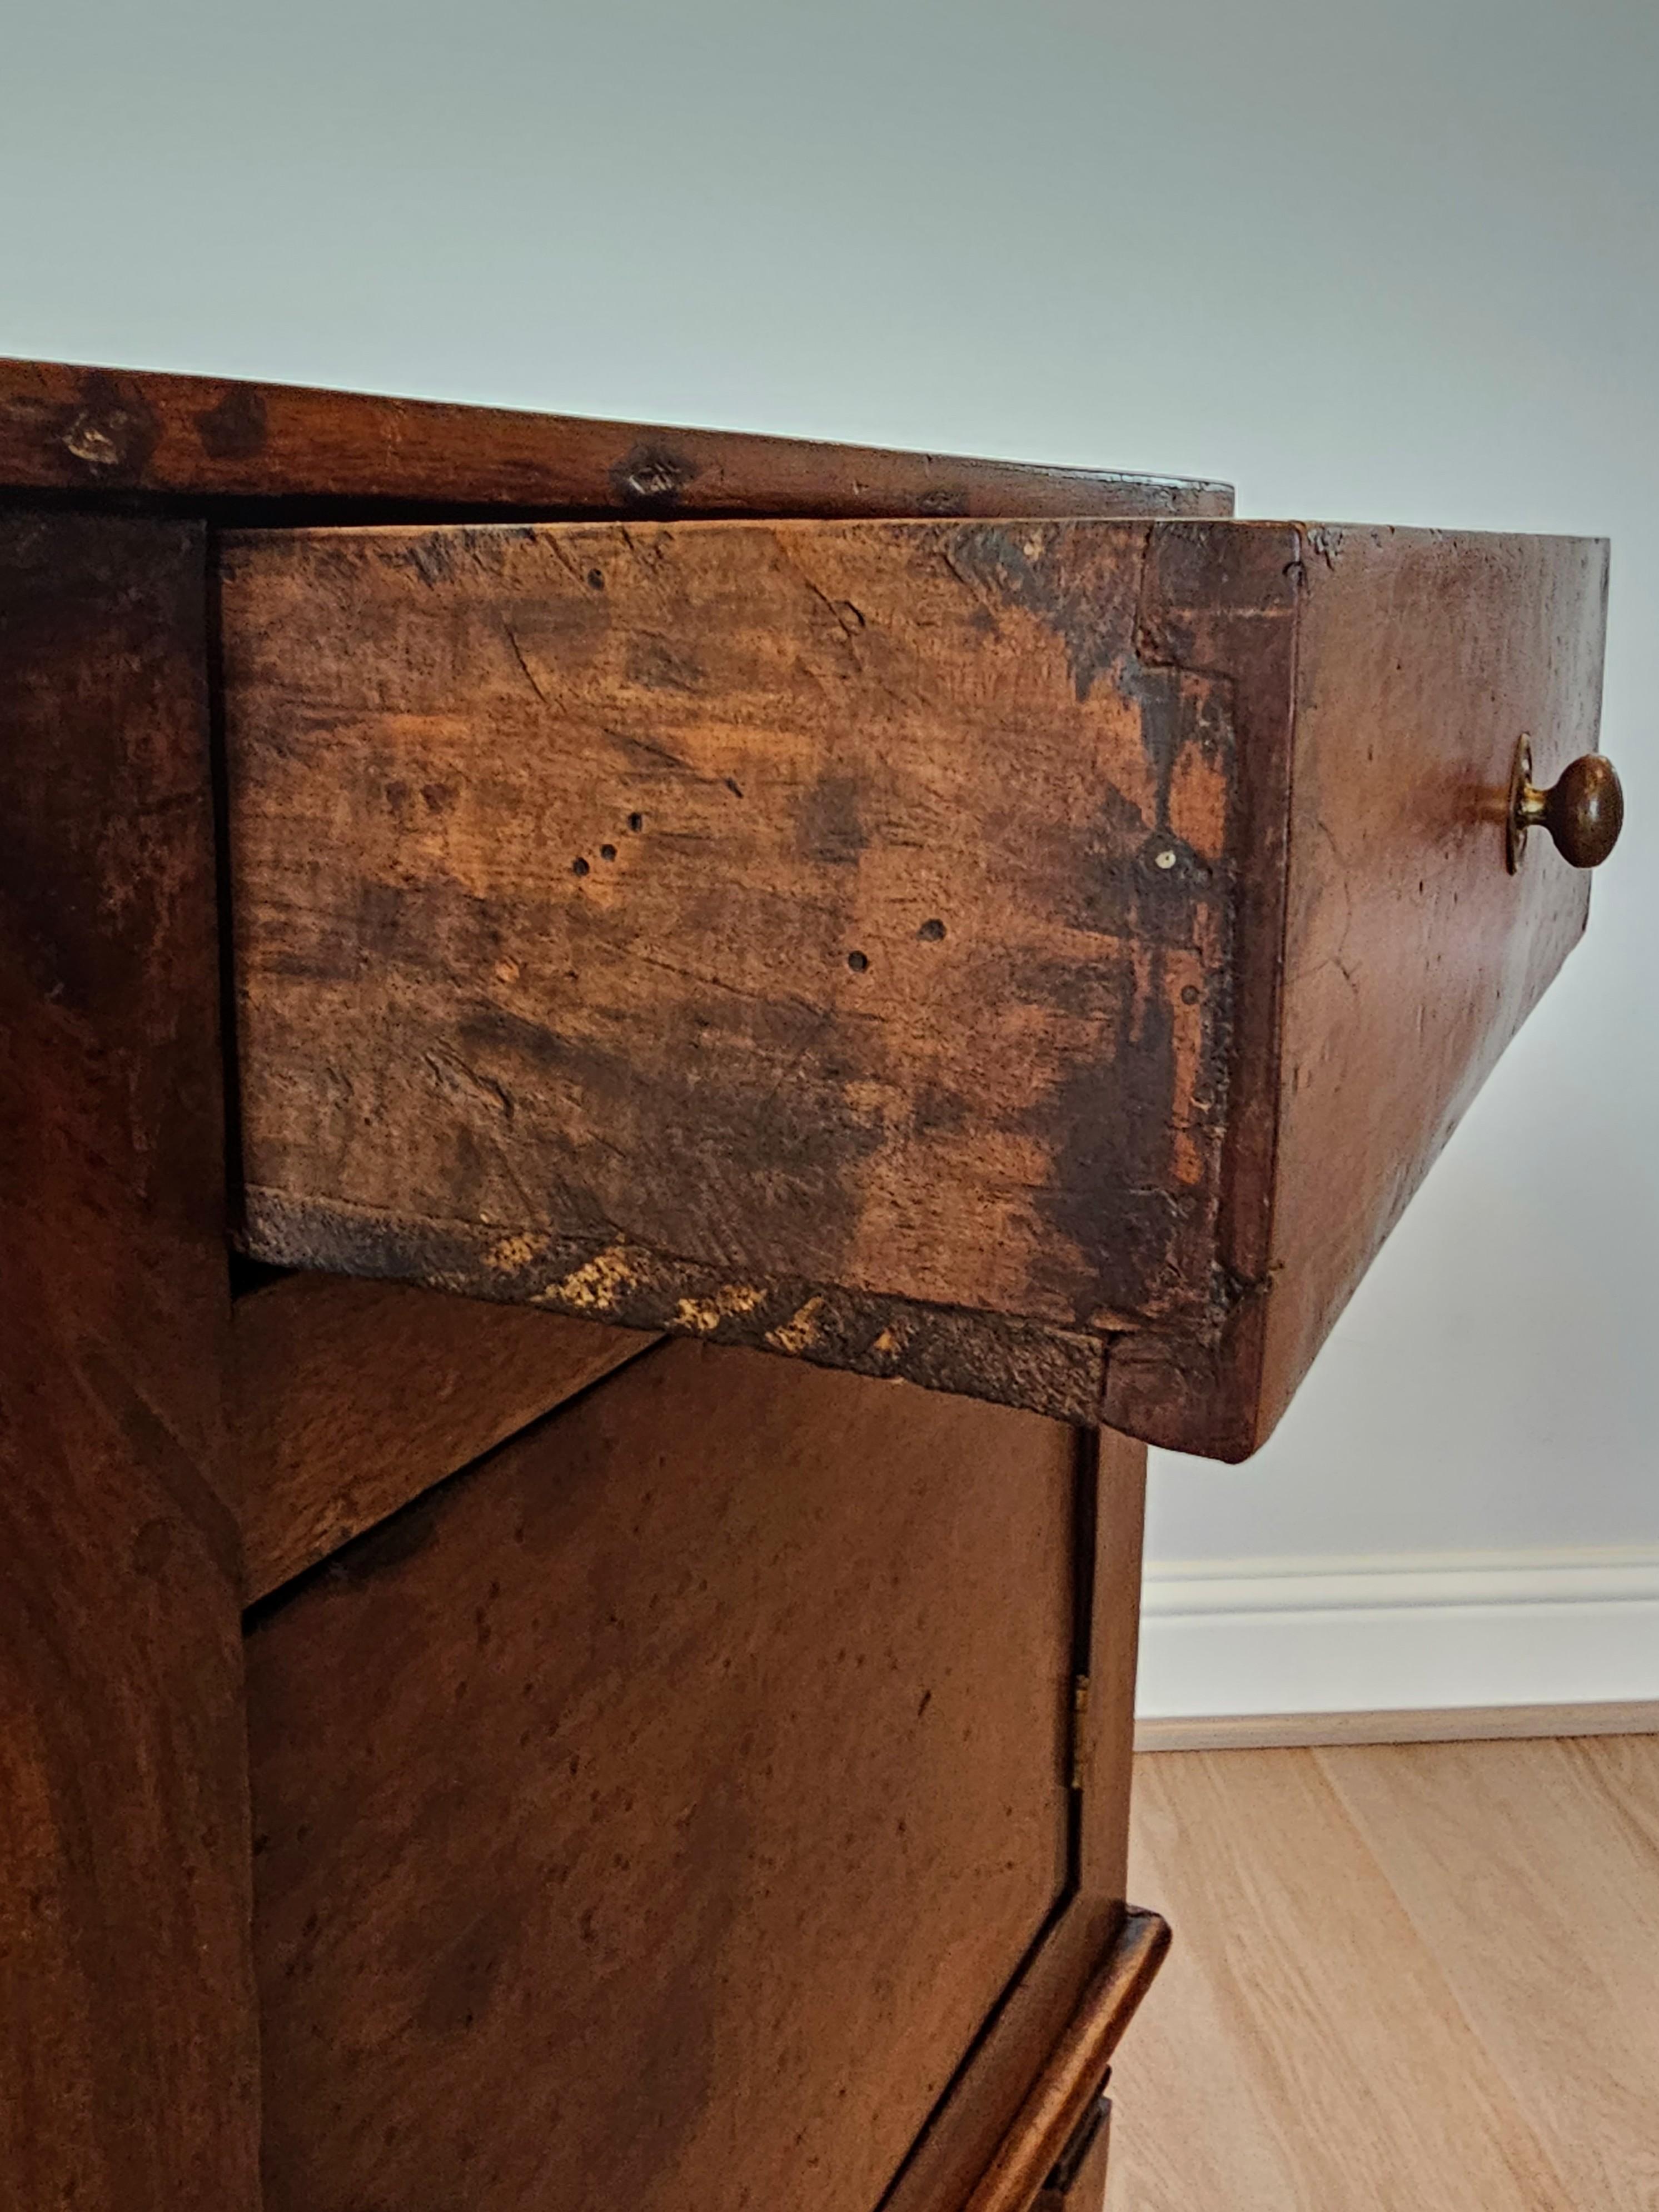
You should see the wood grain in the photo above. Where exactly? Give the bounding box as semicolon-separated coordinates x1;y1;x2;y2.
230;1270;656;1597
1107;1748;1592;2211
1319;1736;1659;2210
0;511;260;2209
248;1341;1078;2212
224;515;1290;1439
226;517;1605;1456
0;355;1232;517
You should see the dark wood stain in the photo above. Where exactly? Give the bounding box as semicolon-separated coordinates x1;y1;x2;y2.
609;440;701;510
53;367;163;482
237;1186;1109;1426
195;384;270;462
798;768;869;864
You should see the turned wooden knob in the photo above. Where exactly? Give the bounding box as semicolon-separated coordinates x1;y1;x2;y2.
1508;744;1624;871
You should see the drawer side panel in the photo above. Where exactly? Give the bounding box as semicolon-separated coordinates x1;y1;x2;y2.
225;517;1252;1372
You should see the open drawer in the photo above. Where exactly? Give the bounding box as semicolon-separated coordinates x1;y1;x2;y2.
223;515;1609;1458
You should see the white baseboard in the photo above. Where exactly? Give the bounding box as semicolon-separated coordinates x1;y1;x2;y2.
1135;1547;1659;1725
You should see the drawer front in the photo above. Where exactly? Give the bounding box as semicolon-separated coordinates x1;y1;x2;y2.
223;518;1605;1456
1102;525;1608;1453
247;1343;1078;2212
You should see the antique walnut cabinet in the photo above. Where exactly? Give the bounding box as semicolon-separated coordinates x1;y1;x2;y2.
0;358;1622;2212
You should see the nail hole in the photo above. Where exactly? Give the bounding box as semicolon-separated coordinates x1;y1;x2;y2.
600;844;617;861
572;856;590;876
627;813;644;832
1180;984;1200;1005
918;918;946;941
586;569;605;590
847;950;869;973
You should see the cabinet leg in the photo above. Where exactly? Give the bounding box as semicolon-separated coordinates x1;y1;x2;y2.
0;511;260;2211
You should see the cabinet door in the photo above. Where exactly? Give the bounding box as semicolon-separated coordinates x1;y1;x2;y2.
248;1341;1087;2212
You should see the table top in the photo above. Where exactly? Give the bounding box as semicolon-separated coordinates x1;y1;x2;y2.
0;356;1232;520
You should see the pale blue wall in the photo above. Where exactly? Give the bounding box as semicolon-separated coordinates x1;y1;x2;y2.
7;0;1653;1558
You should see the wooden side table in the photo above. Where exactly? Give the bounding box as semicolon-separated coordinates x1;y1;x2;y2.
0;359;1620;2212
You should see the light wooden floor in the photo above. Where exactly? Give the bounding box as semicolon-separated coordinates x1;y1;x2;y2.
1105;1735;1659;2210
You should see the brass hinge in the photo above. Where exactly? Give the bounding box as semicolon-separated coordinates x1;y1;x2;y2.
1069;1672;1090;1792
